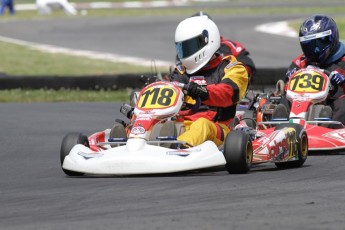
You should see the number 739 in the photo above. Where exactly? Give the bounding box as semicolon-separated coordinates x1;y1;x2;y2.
289;73;325;92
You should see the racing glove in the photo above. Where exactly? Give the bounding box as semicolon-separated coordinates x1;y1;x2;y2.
169;64;189;84
286;67;297;79
186;82;209;101
170;71;189;84
330;71;345;86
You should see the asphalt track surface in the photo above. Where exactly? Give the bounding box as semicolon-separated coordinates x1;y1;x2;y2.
1;103;345;230
1;2;345;230
1;14;301;68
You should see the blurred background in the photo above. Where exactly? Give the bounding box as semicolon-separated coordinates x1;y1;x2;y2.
0;0;344;101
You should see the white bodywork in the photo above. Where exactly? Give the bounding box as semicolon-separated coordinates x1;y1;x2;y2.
62;140;226;175
62;81;226;175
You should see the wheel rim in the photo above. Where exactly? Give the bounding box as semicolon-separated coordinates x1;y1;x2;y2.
301;134;308;158
246;142;253;165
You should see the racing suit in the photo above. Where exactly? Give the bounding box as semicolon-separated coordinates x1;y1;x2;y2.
171;54;249;147
286;42;345;125
218;36;256;81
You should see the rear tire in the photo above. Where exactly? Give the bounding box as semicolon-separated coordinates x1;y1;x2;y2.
60;132;89;176
271;104;289;121
158;121;177;148
109;121;127;139
274;123;308;168
275;80;285;96
224;130;253;174
243;110;256;128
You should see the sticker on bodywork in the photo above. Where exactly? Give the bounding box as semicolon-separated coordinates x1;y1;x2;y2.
166;148;201;157
166;150;191;157
78;151;104;160
323;130;345;143
273;127;297;161
131;126;146;135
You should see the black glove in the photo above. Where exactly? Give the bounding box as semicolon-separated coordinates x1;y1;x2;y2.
169;64;189;84
186;82;209;101
169;70;189;84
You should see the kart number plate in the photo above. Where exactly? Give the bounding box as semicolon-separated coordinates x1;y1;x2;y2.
289;70;327;93
138;84;178;109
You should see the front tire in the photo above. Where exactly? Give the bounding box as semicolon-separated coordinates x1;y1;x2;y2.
274;123;308;168
224;130;253;174
60;132;89;176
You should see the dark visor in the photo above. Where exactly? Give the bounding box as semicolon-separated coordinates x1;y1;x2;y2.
176;31;208;59
301;36;331;62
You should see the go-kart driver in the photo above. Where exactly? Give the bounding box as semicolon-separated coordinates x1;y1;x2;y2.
174;12;256;82
169;14;249;147
284;15;345;125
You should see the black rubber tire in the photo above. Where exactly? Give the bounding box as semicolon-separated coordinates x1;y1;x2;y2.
274;123;308;168
275;80;285;96
60;132;89;176
224;130;253;174
109;122;127;139
158;121;177;148
243;110;256;128
271;104;289;121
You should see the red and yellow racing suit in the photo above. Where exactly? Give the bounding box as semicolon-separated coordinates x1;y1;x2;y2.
174;54;249;147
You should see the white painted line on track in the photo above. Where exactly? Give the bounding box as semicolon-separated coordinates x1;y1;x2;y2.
255;21;298;38
3;3;301;69
0;35;174;68
0;20;297;69
14;0;189;11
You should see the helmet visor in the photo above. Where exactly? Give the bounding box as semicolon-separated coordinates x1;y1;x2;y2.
176;31;209;59
300;30;332;63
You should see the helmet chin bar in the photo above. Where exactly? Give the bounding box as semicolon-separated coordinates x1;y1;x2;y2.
194;51;206;63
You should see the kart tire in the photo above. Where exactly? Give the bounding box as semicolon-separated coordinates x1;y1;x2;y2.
224;130;253;174
243;110;256;128
159;121;177;148
271;104;289;121
275;80;285;96
60;132;89;176
109;121;127;139
274;123;308;168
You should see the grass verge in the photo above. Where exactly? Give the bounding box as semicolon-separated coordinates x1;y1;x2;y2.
0;89;131;102
1;3;345;102
0;41;168;76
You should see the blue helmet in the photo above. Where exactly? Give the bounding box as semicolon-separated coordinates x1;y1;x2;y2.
299;15;339;65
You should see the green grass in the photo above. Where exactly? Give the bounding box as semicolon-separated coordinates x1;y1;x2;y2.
77;7;345;18
0;41;168;76
14;0;163;3
1;3;345;20
13;0;345;3
0;89;130;102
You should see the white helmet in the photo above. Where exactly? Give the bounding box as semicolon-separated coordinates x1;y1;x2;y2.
175;15;221;74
